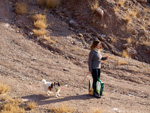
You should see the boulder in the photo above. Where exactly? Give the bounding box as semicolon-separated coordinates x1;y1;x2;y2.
95;7;104;18
127;47;137;58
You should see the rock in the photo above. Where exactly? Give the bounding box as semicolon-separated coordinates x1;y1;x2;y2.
136;0;147;4
122;43;132;49
101;42;109;50
95;7;104;18
15;15;32;28
97;34;106;42
69;19;79;28
127;47;137;58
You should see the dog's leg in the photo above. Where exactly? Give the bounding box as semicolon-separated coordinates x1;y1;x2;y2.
57;89;61;97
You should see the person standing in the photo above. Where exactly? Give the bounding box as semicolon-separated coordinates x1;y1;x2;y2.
88;40;108;98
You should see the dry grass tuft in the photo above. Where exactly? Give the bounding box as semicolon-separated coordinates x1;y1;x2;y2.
34;20;47;29
32;29;47;36
122;50;129;58
49;104;74;113
26;101;37;110
1;95;14;102
89;0;99;11
46;0;61;8
0;83;10;94
32;14;47;22
15;2;28;15
118;60;128;65
43;35;57;44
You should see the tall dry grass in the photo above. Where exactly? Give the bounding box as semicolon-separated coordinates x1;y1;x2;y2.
32;14;47;22
0;83;10;94
34;20;47;29
15;2;28;15
26;101;37;110
49;104;74;113
89;0;99;11
122;50;129;58
32;29;47;37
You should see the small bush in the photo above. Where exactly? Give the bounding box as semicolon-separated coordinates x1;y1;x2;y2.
0;83;10;94
1;95;14;102
32;29;47;36
26;101;37;110
15;2;28;15
32;14;47;22
122;50;129;58
34;20;47;29
46;0;61;8
43;35;57;44
1;102;25;113
49;104;74;113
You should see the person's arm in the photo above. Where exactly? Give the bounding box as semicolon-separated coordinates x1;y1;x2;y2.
88;51;94;73
101;56;108;60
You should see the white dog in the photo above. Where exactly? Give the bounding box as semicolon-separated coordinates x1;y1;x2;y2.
42;79;61;98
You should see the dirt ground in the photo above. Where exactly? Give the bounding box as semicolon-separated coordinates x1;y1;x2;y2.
0;0;150;113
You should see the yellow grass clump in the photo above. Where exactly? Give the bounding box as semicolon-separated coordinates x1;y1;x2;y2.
118;0;125;7
34;20;47;29
0;83;10;94
126;38;132;44
49;104;74;113
122;50;129;58
124;16;132;24
46;0;61;8
26;101;37;110
32;29;47;37
15;2;28;15
32;14;47;22
43;35;57;44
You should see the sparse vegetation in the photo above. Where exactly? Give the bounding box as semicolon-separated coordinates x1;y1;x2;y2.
26;101;37;110
34;20;47;29
15;2;28;15
32;14;47;22
49;104;74;113
126;38;132;44
0;83;10;94
32;29;47;37
124;16;132;24
122;50;129;58
43;35;57;44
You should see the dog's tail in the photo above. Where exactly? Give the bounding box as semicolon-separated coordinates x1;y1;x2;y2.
42;79;47;84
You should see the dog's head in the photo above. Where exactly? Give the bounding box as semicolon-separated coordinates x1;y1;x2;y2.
48;82;60;91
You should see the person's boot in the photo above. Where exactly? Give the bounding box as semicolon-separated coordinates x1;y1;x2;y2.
93;92;101;98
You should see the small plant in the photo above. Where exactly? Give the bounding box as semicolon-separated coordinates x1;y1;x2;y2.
122;50;129;58
32;14;47;22
1;95;14;102
124;16;132;24
34;20;47;29
49;104;74;113
0;83;10;94
46;0;61;8
32;29;47;37
15;2;28;15
43;35;57;44
26;101;37;110
126;38;132;44
1;102;24;113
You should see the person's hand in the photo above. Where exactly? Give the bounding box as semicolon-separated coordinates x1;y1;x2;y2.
106;56;108;60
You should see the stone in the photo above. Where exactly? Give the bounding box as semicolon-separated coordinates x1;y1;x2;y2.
127;47;137;58
95;7;104;18
69;19;79;28
136;0;147;4
15;15;32;28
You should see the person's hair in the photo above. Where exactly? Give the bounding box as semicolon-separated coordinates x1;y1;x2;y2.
90;40;101;50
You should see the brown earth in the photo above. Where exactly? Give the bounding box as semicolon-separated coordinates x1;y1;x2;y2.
0;0;150;113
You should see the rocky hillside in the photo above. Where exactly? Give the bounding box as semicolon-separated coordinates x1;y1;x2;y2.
0;0;150;113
